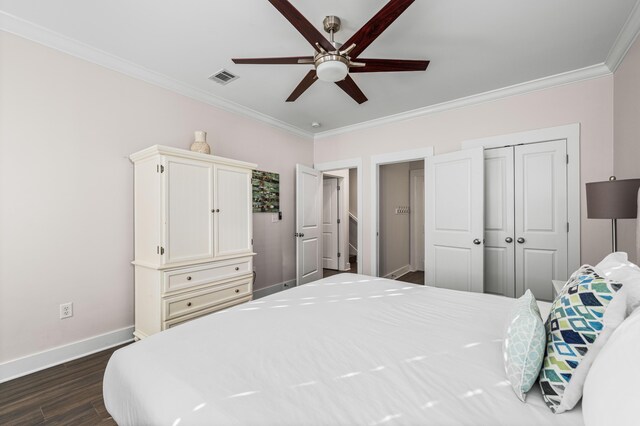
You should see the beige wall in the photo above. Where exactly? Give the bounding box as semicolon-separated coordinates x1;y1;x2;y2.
613;35;640;263
349;168;357;217
379;162;411;277
0;32;312;363
315;75;615;275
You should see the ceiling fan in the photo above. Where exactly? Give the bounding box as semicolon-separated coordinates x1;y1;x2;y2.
232;0;429;104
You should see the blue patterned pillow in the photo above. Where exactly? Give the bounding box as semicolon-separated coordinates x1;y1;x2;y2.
503;290;546;401
539;266;625;413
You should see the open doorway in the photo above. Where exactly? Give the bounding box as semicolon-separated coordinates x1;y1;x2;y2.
322;168;358;278
378;160;425;284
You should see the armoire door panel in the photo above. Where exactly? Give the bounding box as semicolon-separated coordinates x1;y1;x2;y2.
521;151;556;232
434;246;471;292
521;248;556;302
302;237;320;277
515;140;568;300
483;147;515;298
214;165;251;258
163;157;214;265
434;159;472;232
484;246;511;296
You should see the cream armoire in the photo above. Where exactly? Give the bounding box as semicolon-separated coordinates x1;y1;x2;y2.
130;145;256;339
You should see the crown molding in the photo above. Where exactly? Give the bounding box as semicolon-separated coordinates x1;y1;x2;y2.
315;63;611;140
605;0;640;72
0;12;313;140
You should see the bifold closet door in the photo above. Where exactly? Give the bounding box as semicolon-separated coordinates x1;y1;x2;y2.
484;147;515;297
514;140;568;301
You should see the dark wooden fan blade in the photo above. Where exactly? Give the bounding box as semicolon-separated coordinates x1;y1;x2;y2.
349;59;429;73
335;75;368;104
286;70;318;102
344;0;414;58
269;0;334;53
232;56;314;65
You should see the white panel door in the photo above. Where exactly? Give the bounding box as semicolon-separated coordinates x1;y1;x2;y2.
296;164;323;285
322;177;339;270
483;147;515;297
163;157;214;266
213;164;252;258
426;148;484;292
410;169;425;271
515;140;568;301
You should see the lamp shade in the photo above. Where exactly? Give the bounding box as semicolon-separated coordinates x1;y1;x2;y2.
586;178;640;219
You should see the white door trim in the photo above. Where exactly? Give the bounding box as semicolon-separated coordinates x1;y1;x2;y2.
371;147;435;277
314;158;363;274
461;123;580;274
409;169;425;272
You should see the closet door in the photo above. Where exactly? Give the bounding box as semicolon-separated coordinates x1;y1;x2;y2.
514;140;567;301
213;164;252;258
426;148;484;292
484;147;515;297
163;157;215;266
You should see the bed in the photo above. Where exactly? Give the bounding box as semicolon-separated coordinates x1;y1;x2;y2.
104;273;584;425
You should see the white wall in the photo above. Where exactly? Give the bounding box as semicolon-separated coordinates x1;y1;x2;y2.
614;35;640;263
0;32;313;363
379;163;411;277
315;75;615;275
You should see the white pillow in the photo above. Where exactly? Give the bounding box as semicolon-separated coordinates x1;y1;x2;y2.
595;252;640;315
503;290;546;402
583;308;640;426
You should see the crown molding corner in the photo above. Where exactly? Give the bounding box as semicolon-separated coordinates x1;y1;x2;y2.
605;0;640;72
0;11;313;140
314;63;611;140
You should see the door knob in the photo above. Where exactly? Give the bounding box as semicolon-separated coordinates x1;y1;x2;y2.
473;239;482;245
505;237;513;243
517;237;525;244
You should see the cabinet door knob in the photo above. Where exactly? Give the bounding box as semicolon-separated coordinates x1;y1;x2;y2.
473;239;482;245
186;276;192;281
216;209;220;213
235;289;240;293
517;237;526;244
505;237;513;243
187;302;192;307
235;267;240;271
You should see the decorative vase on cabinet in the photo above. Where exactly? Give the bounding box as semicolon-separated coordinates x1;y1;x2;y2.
129;145;256;339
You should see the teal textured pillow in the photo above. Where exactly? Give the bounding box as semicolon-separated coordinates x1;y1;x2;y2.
539;266;625;413
503;290;546;402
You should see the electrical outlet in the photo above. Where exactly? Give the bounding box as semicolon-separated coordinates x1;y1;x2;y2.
60;302;73;319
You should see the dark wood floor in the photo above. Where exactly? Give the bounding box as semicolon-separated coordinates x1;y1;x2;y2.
323;259;358;278
397;270;425;285
0;344;129;425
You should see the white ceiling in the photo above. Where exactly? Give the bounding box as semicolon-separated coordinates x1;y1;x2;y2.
0;0;636;134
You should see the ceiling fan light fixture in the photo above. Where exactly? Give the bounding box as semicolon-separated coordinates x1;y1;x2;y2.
315;56;349;83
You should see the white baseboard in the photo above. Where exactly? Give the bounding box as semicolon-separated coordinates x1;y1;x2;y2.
384;264;412;280
253;279;297;299
0;326;134;383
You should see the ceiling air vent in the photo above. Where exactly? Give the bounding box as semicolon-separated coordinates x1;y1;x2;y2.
208;69;238;85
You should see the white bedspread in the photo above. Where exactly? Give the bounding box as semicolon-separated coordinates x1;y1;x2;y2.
104;274;583;425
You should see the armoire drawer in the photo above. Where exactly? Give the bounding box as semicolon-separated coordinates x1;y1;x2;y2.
163;295;252;330
163;276;252;321
163;257;252;294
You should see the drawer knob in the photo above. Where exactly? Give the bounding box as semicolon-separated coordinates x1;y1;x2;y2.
187;302;192;307
186;276;192;281
235;267;240;271
235;289;240;293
